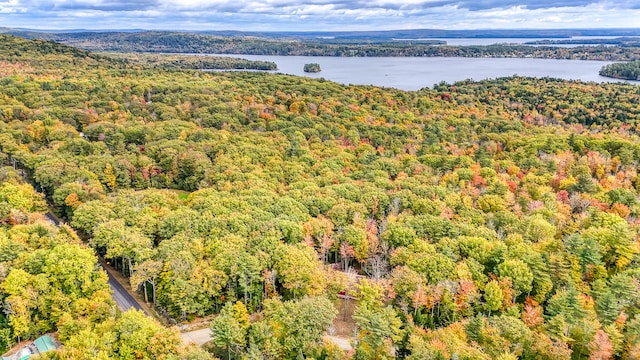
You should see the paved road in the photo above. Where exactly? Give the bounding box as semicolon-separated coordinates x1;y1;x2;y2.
44;212;60;226
98;258;147;314
45;212;350;350
44;211;147;315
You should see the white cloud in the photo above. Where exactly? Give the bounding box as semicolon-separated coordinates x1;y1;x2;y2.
0;0;25;13
1;0;639;30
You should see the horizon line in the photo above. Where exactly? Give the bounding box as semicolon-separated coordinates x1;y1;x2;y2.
3;26;640;33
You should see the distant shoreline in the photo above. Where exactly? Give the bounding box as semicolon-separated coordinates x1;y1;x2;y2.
4;29;640;62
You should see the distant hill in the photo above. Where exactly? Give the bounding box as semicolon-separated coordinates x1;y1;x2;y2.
202;28;640;40
2;27;640;61
0;33;275;71
0;33;116;64
526;37;640;47
3;27;640;41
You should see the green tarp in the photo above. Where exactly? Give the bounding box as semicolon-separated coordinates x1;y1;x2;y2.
33;336;56;353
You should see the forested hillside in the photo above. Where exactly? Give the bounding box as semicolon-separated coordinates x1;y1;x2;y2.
66;31;640;60
8;30;640;61
2;34;640;359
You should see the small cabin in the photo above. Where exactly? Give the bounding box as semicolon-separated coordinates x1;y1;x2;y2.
1;335;58;360
33;336;57;354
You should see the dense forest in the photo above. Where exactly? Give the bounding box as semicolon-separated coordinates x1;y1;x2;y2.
4;30;640;61
0;167;212;359
3;34;640;359
600;60;640;81
526;38;640;47
104;53;278;71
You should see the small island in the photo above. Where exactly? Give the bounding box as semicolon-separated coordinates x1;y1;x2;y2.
303;63;321;73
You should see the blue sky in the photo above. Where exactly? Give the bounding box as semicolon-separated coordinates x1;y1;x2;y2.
1;0;639;31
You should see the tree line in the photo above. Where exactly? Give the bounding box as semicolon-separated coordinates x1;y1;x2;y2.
8;31;640;61
600;60;640;81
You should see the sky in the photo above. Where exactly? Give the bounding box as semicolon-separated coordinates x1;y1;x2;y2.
1;0;639;31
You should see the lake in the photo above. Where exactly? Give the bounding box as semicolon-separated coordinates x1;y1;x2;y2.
206;54;639;91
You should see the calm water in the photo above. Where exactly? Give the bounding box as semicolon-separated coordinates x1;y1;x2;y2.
207;54;638;91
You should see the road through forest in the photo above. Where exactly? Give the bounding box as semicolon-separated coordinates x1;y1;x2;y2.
45;212;352;350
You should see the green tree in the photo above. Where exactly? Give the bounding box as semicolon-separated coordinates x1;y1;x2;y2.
484;280;503;314
353;305;403;360
497;259;533;298
92;220;152;277
260;296;337;359
210;302;249;360
273;244;326;298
